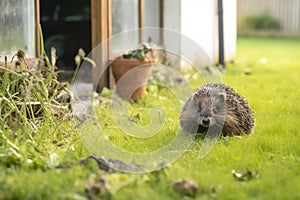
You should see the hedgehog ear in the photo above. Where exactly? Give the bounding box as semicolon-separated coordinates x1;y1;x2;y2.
218;93;225;103
193;92;198;101
192;92;199;103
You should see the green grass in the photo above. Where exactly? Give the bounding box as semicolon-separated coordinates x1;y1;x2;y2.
1;37;300;199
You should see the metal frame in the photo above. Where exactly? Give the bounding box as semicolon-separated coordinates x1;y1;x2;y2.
35;0;40;56
217;0;225;68
138;0;145;42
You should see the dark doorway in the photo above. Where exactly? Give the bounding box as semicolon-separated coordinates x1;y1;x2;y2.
40;0;91;80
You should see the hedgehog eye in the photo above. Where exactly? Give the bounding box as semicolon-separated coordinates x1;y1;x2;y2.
212;108;218;114
197;105;201;112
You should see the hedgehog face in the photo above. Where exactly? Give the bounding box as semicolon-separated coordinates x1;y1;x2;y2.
180;88;227;134
196;92;226;130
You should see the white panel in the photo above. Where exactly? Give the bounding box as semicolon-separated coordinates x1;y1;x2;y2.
223;0;237;61
181;0;216;65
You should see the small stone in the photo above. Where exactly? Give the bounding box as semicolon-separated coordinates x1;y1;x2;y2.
172;179;198;198
244;68;252;75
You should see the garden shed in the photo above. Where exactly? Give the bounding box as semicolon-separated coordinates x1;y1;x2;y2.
0;0;237;90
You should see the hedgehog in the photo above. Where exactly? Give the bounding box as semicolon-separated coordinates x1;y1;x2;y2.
180;83;255;136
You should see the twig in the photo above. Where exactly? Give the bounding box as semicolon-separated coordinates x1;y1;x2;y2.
51;47;57;71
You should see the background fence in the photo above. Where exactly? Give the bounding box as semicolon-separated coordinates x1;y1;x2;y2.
237;0;300;36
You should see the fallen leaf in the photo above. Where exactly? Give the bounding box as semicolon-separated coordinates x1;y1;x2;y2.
232;169;259;181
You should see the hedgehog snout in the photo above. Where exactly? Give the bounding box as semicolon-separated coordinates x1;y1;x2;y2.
202;118;210;125
198;116;211;127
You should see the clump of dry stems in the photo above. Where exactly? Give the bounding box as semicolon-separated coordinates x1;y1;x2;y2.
0;49;71;131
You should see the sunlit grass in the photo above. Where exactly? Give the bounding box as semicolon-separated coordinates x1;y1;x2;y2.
1;37;300;199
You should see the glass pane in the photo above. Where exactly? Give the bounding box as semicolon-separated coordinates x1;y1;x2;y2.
0;0;36;59
144;0;159;27
144;0;160;45
111;0;139;55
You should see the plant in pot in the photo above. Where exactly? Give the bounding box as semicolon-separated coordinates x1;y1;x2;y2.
110;43;157;101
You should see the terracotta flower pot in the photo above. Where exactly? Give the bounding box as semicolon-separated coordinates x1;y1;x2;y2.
110;58;152;101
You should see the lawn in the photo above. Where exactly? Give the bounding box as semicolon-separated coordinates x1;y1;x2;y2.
1;37;300;200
